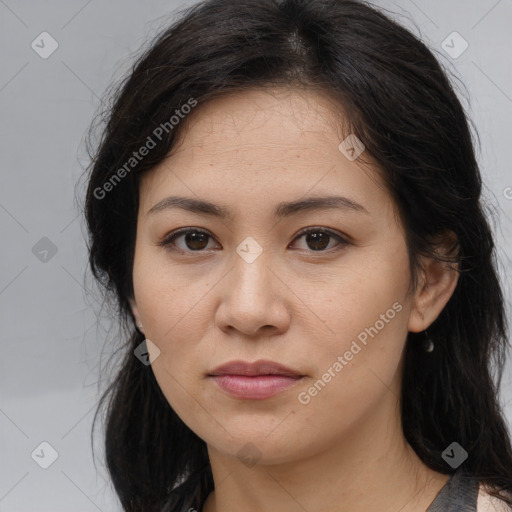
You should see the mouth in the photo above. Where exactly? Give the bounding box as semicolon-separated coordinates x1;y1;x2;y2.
208;359;305;400
209;359;304;377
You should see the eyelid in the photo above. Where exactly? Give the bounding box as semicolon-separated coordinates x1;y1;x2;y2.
158;227;216;250
292;226;350;247
158;226;351;253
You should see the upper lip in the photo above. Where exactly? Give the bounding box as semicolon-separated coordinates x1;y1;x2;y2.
209;359;304;377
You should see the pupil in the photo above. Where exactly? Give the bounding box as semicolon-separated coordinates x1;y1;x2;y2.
307;232;329;251
186;232;208;250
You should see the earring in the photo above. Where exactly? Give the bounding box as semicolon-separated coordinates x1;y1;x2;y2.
137;323;144;332
423;330;434;352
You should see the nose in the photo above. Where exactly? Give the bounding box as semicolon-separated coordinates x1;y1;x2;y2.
215;250;291;337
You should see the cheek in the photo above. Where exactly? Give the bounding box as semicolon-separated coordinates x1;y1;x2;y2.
307;246;409;329
299;246;411;389
133;245;210;337
136;273;212;428
303;295;408;399
292;288;408;445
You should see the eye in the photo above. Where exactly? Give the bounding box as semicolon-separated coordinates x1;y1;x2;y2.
289;227;349;252
158;226;349;254
158;228;219;252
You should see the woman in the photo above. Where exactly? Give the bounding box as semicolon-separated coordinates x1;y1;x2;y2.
83;0;512;510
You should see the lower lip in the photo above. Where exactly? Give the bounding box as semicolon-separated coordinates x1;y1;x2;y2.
210;375;302;399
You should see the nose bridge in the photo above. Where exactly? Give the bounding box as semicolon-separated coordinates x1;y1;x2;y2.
231;239;274;300
215;237;289;335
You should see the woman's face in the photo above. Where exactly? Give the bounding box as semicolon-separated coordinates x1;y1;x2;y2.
130;87;428;464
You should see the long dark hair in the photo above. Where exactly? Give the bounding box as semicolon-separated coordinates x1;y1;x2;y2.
81;0;512;510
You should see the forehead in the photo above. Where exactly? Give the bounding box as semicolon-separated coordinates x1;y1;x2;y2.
138;87;392;221
177;87;349;149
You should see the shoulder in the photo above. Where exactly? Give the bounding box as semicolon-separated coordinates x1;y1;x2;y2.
477;483;512;511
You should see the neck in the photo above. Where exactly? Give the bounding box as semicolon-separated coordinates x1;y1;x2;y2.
201;389;449;512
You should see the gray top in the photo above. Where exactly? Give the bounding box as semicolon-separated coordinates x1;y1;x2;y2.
169;466;512;512
426;468;480;511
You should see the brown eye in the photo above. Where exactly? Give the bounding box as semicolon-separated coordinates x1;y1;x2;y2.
290;228;349;252
182;231;210;250
159;228;217;252
304;231;330;251
159;226;349;255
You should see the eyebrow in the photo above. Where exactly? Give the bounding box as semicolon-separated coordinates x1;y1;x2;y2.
146;195;370;218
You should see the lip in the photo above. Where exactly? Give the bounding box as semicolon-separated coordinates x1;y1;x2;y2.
208;359;305;400
209;359;303;377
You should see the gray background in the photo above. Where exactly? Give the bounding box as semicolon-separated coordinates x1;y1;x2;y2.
1;0;511;510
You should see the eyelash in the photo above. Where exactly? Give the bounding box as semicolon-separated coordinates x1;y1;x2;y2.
158;226;350;255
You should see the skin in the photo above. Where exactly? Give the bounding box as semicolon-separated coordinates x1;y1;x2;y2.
130;87;459;512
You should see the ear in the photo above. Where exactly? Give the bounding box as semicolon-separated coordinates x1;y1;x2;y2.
129;298;144;333
408;231;460;333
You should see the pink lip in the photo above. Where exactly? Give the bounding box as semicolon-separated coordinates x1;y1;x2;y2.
208;359;304;400
210;375;302;399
